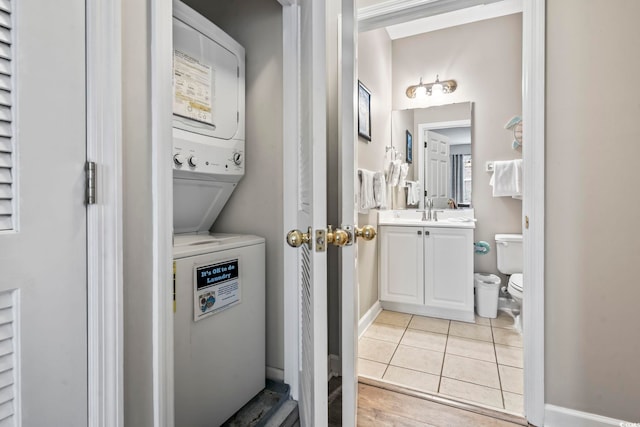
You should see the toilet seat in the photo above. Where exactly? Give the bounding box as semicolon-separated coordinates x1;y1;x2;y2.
508;273;523;300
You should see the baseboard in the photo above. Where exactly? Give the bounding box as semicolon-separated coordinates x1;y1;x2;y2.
266;366;284;382
358;300;382;338
545;404;630;427
327;354;341;381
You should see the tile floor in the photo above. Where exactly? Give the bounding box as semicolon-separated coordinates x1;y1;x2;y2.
358;310;524;414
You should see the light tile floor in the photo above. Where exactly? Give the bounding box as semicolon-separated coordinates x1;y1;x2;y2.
358;310;524;414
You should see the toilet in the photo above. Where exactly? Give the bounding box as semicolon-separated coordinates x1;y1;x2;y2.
495;234;523;331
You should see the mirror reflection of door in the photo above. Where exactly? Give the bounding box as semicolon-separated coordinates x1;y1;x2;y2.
425;130;450;199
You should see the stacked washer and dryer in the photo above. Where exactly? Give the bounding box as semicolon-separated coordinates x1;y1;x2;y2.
172;2;265;426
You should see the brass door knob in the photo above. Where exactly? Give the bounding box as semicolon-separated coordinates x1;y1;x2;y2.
327;225;350;247
286;227;311;249
355;225;376;241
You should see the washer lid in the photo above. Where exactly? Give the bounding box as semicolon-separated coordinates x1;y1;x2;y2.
509;273;524;291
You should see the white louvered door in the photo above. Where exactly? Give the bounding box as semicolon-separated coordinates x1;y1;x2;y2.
295;0;328;425
0;0;88;425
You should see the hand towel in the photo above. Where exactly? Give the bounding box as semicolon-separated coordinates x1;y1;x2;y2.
489;159;522;197
358;169;376;212
398;163;409;187
388;160;401;186
373;171;387;209
406;180;422;206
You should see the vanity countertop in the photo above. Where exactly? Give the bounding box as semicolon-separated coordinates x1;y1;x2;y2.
378;209;476;229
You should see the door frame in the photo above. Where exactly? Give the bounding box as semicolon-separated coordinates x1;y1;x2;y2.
86;0;124;426
355;1;545;425
149;0;302;425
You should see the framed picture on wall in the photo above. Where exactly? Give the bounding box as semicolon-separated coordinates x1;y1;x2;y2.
358;80;371;141
406;130;413;163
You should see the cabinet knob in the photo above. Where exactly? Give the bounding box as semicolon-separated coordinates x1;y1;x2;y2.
417;230;422;235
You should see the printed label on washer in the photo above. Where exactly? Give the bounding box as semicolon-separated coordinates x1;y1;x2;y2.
193;258;240;321
173;49;215;125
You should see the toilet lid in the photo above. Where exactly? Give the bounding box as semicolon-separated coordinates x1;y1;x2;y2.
509;273;523;291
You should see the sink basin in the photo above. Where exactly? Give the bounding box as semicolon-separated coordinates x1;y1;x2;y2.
378;209;476;229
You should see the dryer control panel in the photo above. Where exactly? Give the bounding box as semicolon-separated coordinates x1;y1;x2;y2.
173;128;244;178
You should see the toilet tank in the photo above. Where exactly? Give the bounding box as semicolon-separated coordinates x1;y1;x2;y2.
495;234;523;274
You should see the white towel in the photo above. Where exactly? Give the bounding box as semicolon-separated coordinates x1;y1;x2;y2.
398;163;409;187
358;169;376;212
406;180;422;206
373;172;387;209
387;160;401;186
489;159;522;197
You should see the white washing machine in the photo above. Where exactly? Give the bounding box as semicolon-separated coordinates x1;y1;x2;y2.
173;233;265;427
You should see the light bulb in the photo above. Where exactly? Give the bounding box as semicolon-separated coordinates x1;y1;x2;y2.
431;82;443;96
415;85;427;98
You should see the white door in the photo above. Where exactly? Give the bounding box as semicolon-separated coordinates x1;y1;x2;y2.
0;1;87;425
285;0;328;425
425;130;450;198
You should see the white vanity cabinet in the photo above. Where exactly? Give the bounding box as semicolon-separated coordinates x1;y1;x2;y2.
379;224;475;322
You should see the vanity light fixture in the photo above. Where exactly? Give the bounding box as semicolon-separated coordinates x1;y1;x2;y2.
405;75;457;99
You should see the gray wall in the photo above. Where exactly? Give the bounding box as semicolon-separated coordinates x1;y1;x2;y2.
182;0;285;372
122;0;154;425
357;28;393;318
391;14;523;282
545;0;640;421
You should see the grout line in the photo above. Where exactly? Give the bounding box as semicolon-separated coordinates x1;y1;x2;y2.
439;374;503;391
381;320;411;381
491;322;506;409
437;321;451;393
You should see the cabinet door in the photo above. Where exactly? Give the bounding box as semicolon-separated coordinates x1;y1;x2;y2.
379;226;424;305
424;228;473;312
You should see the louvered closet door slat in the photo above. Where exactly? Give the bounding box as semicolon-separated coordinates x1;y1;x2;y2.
0;122;10;138
0;400;13;421
0;1;9;14
0;75;9;92
0;185;8;199
0;107;10;122
0;58;9;76
0;371;12;390
0;45;9;62
0;169;10;184
0;137;9;152
0;355;11;374
0;387;13;407
0;11;10;29
0;308;11;325
0;200;10;215
0;153;9;167
0;28;9;46
0;91;10;108
0;326;12;343
0;217;10;231
0;340;11;358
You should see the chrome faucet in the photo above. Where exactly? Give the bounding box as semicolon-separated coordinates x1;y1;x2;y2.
425;198;434;221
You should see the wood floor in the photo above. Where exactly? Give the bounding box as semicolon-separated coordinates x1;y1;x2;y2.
357;383;526;427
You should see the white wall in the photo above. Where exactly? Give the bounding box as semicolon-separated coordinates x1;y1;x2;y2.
392;14;523;281
545;0;640;421
182;0;285;372
357;28;393;318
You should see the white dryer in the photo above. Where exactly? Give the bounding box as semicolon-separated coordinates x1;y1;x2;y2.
173;234;265;427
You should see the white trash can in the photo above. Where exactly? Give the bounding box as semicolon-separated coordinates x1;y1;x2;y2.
474;273;501;318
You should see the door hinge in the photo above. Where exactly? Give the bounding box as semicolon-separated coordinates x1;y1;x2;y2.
425;142;427;148
86;161;96;205
424;190;428;197
237;111;240;123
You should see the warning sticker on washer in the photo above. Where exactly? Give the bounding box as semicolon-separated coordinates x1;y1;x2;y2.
194;259;240;321
173;49;214;125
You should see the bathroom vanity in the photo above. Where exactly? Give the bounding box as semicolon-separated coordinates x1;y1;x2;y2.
378;210;475;322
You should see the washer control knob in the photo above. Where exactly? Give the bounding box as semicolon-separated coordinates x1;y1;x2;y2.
173;153;185;166
233;152;243;165
188;156;199;167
